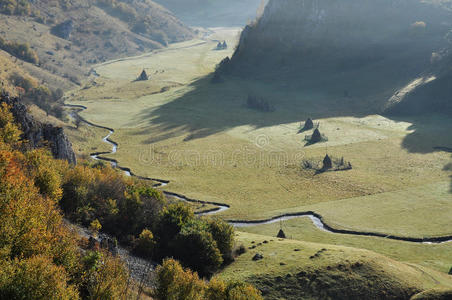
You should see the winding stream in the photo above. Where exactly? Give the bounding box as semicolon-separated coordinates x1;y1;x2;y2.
64;104;452;245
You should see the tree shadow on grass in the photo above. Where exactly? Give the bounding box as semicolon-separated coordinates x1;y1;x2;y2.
134;73;388;145
389;113;452;193
134;71;452;193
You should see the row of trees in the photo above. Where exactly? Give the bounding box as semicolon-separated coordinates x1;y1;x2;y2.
0;37;39;64
0;0;31;15
0;101;261;298
9;72;64;117
61;159;235;277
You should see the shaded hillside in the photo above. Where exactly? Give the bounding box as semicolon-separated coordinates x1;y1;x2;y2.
153;0;264;26
0;0;194;92
386;54;452;116
223;0;452;114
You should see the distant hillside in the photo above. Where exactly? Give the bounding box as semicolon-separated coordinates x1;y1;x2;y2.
223;0;452;115
153;0;264;26
0;0;193;92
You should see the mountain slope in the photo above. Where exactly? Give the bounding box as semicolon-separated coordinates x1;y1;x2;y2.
222;0;452;114
0;0;194;92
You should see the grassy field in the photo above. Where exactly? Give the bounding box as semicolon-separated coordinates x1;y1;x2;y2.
65;28;452;276
217;232;452;299
238;216;452;273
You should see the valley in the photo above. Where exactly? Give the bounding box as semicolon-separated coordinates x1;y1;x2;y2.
0;0;449;297
66;26;451;228
64;22;452;297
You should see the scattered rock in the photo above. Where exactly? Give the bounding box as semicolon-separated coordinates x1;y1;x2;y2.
263;240;268;244
294;248;301;252
280;262;286;266
252;253;264;261
297;271;306;277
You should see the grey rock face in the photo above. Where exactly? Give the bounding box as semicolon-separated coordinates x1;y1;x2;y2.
1;96;76;164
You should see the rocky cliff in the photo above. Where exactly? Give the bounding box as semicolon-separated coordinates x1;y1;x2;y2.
224;0;452;114
1;95;77;164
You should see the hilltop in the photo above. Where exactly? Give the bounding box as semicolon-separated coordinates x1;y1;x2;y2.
222;0;452;115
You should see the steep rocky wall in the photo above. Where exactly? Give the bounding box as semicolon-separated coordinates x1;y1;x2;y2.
223;0;452;114
1;95;77;164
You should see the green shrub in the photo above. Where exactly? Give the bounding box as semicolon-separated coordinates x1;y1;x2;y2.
175;219;223;277
207;218;235;263
155;202;195;254
133;228;155;258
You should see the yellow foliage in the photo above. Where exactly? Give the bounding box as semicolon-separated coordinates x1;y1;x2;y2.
0;102;131;299
155;259;263;300
155;258;206;300
90;219;102;234
0;103;22;147
0;255;79;299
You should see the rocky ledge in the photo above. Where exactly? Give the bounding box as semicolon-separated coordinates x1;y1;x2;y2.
1;95;76;164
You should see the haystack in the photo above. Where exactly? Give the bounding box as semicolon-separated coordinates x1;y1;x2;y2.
322;154;332;170
310;128;322;143
277;229;286;239
303;118;314;130
137;69;149;81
